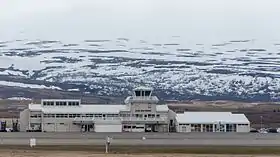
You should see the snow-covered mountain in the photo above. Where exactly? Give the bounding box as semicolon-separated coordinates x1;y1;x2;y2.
0;38;280;102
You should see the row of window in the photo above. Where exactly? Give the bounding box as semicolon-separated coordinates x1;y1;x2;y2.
42;114;119;118
46;123;65;125
121;114;160;118
42;101;80;106
123;125;145;129
30;114;41;118
31;113;161;119
135;110;152;112
180;123;248;132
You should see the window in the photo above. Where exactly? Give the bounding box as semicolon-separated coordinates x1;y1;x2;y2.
69;114;79;118
144;91;151;96
202;124;213;132
86;114;94;117
44;114;55;118
56;114;68;118
136;114;143;118
68;102;79;106
30;114;41;118
182;126;187;132
94;114;102;117
47;102;54;106
226;124;237;132
135;90;141;96
56;102;67;106
191;124;201;132
43;101;54;106
135;109;151;112
238;124;248;126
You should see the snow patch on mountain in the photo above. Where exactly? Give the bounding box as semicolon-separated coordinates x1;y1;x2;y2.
0;81;61;90
0;38;280;101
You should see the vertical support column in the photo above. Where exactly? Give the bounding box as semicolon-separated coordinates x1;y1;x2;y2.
200;124;203;132
41;112;44;132
28;111;31;131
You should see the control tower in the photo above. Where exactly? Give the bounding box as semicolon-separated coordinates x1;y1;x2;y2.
124;86;159;104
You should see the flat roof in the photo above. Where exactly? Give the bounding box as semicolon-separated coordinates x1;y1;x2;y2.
176;112;250;124
28;104;169;114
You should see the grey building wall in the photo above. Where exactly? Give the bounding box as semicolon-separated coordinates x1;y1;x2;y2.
19;109;29;132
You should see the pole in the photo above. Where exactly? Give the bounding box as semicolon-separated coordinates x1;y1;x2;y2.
105;136;110;154
105;143;108;153
260;116;263;129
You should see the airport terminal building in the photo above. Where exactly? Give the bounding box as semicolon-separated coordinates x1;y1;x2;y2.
19;87;250;133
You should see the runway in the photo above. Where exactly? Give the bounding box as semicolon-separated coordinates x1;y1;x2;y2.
0;132;280;146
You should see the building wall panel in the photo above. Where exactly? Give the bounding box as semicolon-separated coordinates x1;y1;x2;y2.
237;124;250;132
43;123;55;132
95;124;122;132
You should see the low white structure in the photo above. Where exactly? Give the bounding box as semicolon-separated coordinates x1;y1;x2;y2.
19;86;251;133
176;112;250;132
20;87;176;132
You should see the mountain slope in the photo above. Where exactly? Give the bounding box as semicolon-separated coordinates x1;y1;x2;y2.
0;38;280;102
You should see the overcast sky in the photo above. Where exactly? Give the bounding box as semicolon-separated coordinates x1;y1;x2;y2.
1;0;280;42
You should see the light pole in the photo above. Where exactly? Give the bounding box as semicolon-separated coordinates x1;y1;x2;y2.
260;116;263;129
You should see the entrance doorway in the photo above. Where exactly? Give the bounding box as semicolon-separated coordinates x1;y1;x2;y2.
214;123;225;132
145;124;159;132
81;124;94;132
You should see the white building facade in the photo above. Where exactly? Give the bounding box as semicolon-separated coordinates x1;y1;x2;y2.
19;87;251;133
20;87;176;132
176;112;250;133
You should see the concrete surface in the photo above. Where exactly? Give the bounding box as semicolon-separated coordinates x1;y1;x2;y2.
0;132;280;146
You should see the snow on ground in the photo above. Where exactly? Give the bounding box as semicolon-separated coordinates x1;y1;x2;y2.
0;81;61;90
0;38;280;100
7;97;32;100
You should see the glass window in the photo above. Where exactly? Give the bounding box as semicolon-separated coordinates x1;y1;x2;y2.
191;124;201;132
226;124;237;132
202;124;213;132
182;126;187;132
135;91;141;96
145;91;151;96
86;114;94;117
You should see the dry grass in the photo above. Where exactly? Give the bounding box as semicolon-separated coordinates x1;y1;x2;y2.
0;150;276;157
0;145;280;155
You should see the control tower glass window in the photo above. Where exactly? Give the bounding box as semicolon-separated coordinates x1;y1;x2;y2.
144;91;151;96
135;90;141;96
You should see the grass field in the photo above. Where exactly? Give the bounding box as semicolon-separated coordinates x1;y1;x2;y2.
0;145;280;155
1;151;277;157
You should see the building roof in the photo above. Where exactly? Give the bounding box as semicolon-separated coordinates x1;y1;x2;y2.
133;86;154;92
156;104;169;112
28;104;169;114
176;112;250;124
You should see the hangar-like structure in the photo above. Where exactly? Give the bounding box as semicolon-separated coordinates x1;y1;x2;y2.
176;112;250;132
19;86;250;133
